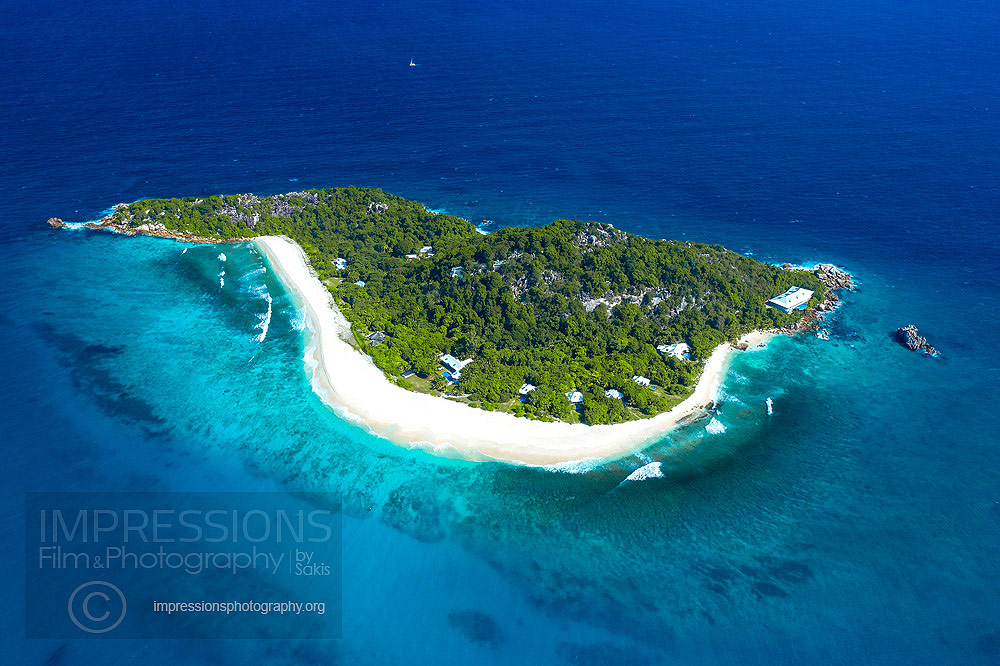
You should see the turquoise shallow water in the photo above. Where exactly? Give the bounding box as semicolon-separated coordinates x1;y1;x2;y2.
2;225;998;665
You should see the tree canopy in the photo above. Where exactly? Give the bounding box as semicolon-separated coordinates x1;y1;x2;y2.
109;187;825;424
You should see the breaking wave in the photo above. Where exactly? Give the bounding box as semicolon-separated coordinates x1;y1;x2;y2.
254;294;273;343
705;417;727;435
541;457;603;474
623;461;664;482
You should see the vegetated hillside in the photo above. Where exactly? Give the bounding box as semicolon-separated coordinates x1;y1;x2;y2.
107;187;824;424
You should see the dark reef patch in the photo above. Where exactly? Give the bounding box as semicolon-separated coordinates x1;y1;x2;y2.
756;556;813;585
975;629;1000;656
33;322;169;434
41;642;69;666
447;609;504;648
381;482;448;543
751;581;789;599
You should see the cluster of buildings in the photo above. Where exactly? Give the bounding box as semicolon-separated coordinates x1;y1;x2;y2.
656;342;690;360
514;346;689;408
405;245;435;261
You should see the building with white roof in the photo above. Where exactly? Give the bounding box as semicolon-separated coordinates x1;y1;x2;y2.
767;286;814;314
657;342;690;360
334;257;348;270
565;390;583;404
518;383;536;395
440;354;474;379
632;375;651;386
604;388;623;400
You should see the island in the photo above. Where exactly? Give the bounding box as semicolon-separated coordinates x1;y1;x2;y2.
59;187;849;465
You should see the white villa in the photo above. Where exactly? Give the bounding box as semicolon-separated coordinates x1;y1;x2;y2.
405;253;419;260
657;342;690;360
518;383;536;395
440;353;474;379
420;245;433;255
565;390;584;404
632;375;651;386
604;388;623;400
767;286;814;314
450;266;465;279
334;257;348;270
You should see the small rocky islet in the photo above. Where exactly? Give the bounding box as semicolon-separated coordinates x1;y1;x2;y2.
894;324;939;356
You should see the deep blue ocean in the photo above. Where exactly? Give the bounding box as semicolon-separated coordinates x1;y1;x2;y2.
2;0;998;663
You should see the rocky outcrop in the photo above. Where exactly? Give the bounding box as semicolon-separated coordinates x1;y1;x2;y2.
777;263;857;334
895;324;938;356
815;263;854;290
47;215;243;245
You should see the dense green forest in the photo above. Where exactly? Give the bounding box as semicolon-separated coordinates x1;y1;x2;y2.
107;187;825;424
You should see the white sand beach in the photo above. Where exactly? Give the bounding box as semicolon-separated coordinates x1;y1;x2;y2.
255;235;765;466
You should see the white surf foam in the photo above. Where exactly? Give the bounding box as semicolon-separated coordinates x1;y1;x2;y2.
541;458;603;474
623;461;664;482
218;252;227;261
705;417;727;435
255;294;273;343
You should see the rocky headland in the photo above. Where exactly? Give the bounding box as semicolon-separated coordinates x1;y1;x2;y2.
736;262;858;345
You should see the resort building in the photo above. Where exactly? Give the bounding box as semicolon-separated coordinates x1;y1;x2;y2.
450;266;465;279
405;253;419;260
767;286;814;313
420;245;433;255
367;331;386;347
518;383;536;395
565;390;584;404
657;342;690;360
604;388;623;400
632;375;651;386
334;257;348;270
401;369;416;378
440;353;474;379
354;280;366;287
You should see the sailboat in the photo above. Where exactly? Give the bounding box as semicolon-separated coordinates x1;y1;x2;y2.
409;58;417;67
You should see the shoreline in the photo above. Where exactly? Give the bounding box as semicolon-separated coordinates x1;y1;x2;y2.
255;235;764;467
